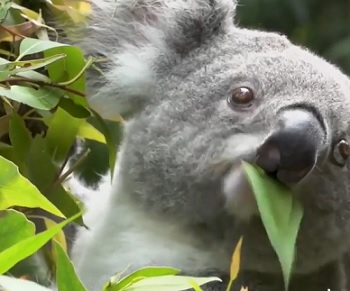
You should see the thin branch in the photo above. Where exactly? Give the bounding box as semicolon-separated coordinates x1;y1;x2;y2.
58;148;91;185
0;24;24;40
0;76;86;97
58;56;95;86
51;150;72;188
49;148;91;192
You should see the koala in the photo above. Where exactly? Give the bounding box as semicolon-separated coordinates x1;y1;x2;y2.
49;0;350;290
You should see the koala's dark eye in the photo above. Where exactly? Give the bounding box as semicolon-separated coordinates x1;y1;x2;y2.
332;139;350;166
227;87;255;109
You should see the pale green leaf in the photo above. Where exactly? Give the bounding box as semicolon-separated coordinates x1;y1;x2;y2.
0;54;66;80
0;0;13;22
44;43;88;106
44;217;67;253
77;121;106;144
54;240;87;291
0;275;53;291
45;107;84;162
241;161;304;290
0;209;35;252
0;65;63;108
123;275;221;291
9;112;32;171
104;267;180;291
188;281;205;291
0;212;81;274
19;38;88;106
26;136;84;225
19;38;71;58
0;155;65;218
0;84;62;110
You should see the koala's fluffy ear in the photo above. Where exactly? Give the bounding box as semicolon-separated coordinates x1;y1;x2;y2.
76;0;237;119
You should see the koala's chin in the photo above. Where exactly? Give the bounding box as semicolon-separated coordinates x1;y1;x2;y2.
222;163;259;221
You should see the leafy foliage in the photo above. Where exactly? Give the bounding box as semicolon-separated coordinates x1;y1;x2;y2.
0;0;122;289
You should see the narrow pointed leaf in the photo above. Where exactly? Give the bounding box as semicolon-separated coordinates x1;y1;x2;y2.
0;209;35;252
122;275;221;291
241;161;304;290
54;240;87;291
104;267;180;291
0;212;81;274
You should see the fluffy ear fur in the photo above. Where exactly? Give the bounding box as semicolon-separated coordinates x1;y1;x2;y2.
74;0;237;118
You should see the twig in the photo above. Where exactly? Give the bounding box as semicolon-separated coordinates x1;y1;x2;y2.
0;76;86;97
51;151;72;189
49;148;91;192
0;24;24;40
58;56;94;86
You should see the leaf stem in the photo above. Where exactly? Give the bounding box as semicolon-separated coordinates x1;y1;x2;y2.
58;56;95;86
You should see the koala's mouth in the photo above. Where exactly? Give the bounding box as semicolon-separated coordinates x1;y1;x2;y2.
264;170;279;180
220;162;259;220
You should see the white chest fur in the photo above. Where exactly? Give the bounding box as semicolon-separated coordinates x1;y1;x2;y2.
68;166;230;291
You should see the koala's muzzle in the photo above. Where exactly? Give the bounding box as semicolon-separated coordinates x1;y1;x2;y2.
255;109;325;185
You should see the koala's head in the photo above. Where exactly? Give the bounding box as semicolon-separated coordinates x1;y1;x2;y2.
83;0;350;272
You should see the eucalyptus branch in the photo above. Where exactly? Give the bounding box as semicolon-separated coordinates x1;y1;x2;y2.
0;24;24;40
58;148;91;184
0;76;86;97
49;148;91;192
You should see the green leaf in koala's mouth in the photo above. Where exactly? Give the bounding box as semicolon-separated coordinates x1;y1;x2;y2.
241;161;304;291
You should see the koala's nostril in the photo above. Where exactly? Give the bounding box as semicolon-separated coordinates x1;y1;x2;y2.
255;142;281;173
256;133;316;184
255;108;325;185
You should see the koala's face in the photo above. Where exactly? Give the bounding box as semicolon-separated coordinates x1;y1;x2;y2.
118;29;350;273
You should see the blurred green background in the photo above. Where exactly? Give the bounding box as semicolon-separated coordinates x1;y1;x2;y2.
236;0;350;74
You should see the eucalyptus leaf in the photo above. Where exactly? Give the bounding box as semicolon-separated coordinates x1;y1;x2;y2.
19;38;71;57
58;97;91;119
0;54;66;80
0;142;18;165
26;136;84;225
19;38;88;105
0;83;62;110
9;112;32;172
44;44;88;106
241;161;304;290
0;275;53;291
103;266;180;291
45;107;84;162
54;240;87;291
91;110;121;178
0;155;65;218
77;121;106;144
44;217;67;253
0;211;81;274
0;209;35;252
122;275;221;291
0;0;12;22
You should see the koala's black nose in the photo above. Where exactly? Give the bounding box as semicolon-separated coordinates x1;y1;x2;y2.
255;109;325;185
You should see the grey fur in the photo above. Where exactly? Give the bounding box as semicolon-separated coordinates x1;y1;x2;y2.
66;0;350;290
